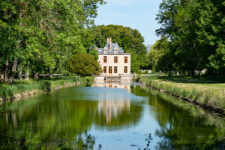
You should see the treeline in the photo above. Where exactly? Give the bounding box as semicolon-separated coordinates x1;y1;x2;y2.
0;0;105;82
148;0;225;76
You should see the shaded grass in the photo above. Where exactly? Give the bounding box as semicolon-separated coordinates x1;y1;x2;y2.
0;76;93;99
144;86;225;129
140;75;225;110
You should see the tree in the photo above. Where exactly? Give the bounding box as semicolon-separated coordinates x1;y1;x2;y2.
155;0;225;76
67;53;101;76
148;37;173;73
0;0;105;82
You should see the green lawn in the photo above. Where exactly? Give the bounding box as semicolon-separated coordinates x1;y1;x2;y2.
140;74;225;111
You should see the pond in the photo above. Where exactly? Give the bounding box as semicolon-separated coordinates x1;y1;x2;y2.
0;82;224;150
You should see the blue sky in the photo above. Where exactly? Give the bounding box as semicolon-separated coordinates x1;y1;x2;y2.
95;0;162;45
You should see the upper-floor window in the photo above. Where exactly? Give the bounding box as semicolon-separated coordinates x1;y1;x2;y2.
104;56;107;63
124;56;128;63
124;66;128;73
114;56;118;63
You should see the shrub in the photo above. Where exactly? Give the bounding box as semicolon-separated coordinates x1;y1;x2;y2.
67;53;102;77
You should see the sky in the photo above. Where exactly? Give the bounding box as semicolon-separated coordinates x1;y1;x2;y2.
95;0;162;46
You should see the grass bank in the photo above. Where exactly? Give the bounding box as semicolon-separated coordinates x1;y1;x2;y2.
0;76;94;102
139;74;225;115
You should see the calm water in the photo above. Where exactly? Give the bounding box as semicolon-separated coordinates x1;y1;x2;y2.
0;82;224;150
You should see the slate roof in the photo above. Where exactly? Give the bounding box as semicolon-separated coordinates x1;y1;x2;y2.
98;38;127;55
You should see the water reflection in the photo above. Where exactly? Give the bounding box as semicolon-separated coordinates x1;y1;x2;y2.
132;86;225;150
0;83;224;150
94;82;131;124
98;100;130;124
93;82;131;92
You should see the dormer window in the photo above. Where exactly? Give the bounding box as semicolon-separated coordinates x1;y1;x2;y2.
114;47;118;53
104;47;107;54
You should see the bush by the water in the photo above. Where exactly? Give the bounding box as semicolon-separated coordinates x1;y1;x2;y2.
67;53;102;77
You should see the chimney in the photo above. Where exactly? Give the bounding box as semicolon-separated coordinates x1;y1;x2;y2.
109;37;112;51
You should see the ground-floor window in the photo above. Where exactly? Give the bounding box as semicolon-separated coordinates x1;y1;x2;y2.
114;66;118;73
103;66;107;73
109;66;112;74
124;66;128;73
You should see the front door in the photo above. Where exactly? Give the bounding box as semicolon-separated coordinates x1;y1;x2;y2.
109;66;112;75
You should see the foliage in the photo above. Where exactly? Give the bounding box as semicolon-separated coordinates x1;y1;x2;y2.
67;53;102;76
148;37;172;72
151;0;225;76
0;0;105;81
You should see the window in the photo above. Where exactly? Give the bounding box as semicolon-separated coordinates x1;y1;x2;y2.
103;66;107;73
114;48;118;53
104;56;107;63
114;66;118;73
114;56;118;63
124;56;128;63
109;66;112;74
124;66;128;73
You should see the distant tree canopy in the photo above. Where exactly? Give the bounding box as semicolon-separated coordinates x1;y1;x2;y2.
93;25;148;72
149;0;225;76
148;37;172;72
67;53;101;77
0;0;105;81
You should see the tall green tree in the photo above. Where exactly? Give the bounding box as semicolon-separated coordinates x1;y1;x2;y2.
0;0;105;81
148;37;172;72
154;0;225;76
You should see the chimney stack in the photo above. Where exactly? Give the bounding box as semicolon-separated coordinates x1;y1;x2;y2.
109;37;112;51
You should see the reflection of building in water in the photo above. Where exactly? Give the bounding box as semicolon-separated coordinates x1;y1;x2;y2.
98;100;130;124
93;82;131;92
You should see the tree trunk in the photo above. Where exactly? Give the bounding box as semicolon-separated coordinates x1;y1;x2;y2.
25;73;29;80
25;64;30;80
12;58;18;72
34;73;39;80
191;70;195;76
159;70;162;76
19;72;22;80
4;56;9;82
18;65;23;80
188;70;191;76
8;77;13;84
168;70;172;77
